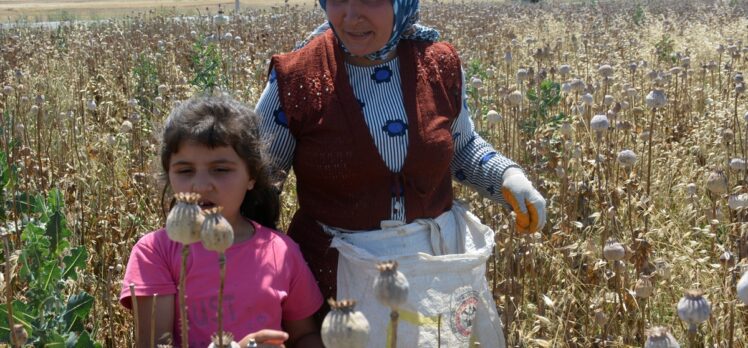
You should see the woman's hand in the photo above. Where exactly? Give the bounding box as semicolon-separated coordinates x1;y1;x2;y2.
501;167;547;233
239;329;289;347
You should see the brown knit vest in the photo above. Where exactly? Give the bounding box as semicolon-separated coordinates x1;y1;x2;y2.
271;29;462;231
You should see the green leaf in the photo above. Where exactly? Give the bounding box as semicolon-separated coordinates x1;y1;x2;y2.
62;247;88;281
39;259;63;293
62;292;93;333
45;210;64;253
43;332;67;347
0;300;36;341
65;331;96;348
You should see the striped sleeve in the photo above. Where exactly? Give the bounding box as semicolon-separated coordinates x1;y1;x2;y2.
256;68;296;184
450;69;520;206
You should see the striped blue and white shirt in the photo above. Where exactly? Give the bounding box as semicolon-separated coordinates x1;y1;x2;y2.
256;57;518;222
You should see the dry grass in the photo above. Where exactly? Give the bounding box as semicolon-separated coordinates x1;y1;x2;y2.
0;0;312;21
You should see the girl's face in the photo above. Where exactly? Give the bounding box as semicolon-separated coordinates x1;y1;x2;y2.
168;141;255;230
326;0;394;59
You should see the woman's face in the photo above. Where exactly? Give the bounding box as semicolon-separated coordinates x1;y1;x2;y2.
326;0;394;58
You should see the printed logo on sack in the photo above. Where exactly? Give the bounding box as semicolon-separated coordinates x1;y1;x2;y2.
450;289;479;340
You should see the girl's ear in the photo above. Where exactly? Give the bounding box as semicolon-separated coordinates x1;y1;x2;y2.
248;179;256;191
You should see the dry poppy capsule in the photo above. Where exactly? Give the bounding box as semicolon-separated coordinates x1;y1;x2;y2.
617;150;637;168
166;193;204;245
677;290;711;334
603;239;625;261
208;332;241;348
644;327;680;348
214;10;230;25
560;122;573;137
516;68;528;82
598;64;614;78
373;261;409;310
559;64;571;76
645;88;667;109
470;76;483;89
706;169;728;195
590;114;610;135
581;93;594;106
321;299;370;348
12;324;27;346
737;270;748;305
729;158;746;171
635;275;654;299
507;91;523;106
201;207;234;253
486;110;502;125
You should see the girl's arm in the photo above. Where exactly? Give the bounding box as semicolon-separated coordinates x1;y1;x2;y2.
283;316;324;348
134;294;175;347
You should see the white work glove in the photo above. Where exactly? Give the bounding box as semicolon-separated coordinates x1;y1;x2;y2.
501;167;547;233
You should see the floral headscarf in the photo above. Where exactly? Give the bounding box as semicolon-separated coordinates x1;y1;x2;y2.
295;0;440;61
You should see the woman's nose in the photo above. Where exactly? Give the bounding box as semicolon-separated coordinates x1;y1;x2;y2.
343;1;362;21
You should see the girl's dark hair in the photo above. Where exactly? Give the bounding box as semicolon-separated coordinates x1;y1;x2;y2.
160;95;280;229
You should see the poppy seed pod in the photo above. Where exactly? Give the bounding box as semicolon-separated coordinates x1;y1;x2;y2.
737;271;748;304
570;78;585;92
635;275;654;298
686;183;697;196
645;89;667;109
644;327;680;348
625;88;638;98
87;99;97;111
166;193;204;245
486;110;502;124
598;64;614;78
321;299;370;348
2;85;12;94
581;93;594;106
603;95;614;106
561;82;572;94
12;324;27;346
603;239;625;261
214;10;229;26
208;333;241;348
560;122;573;137
677;290;711;334
617;150;637;168
507;91;523;106
120;120;133;134
559;64;571;76
516;68;528;82
201;207;234;253
729;158;746;171
373;261;409;310
706;169;728;195
470;76;483;89
590;114;610;133
158;84;168;95
728;194;748;210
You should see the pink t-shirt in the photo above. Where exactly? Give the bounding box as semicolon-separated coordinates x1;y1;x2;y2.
120;220;323;347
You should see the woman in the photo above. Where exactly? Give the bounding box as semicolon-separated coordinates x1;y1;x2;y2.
256;0;546;345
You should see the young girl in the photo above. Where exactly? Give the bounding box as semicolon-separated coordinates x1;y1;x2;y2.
120;96;324;347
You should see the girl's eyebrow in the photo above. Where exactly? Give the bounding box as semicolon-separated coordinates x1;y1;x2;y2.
171;158;239;165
